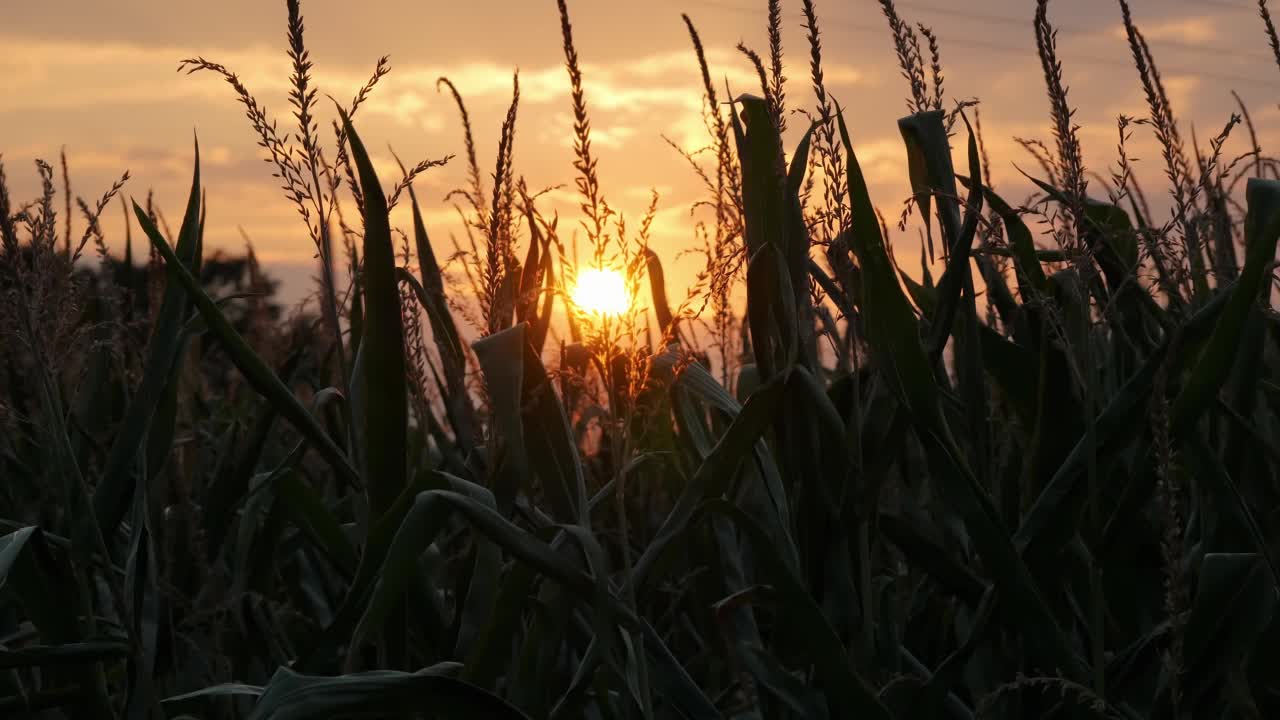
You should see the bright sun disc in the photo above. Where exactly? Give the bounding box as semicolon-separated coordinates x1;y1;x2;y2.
571;267;630;317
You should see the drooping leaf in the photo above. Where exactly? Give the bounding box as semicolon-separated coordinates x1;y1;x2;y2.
165;665;529;720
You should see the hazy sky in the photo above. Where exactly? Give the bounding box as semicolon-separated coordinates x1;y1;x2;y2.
4;0;1278;308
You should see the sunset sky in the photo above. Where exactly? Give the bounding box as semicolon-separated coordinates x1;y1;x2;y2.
4;0;1278;311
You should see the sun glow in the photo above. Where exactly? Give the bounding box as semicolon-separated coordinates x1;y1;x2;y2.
571;267;630;317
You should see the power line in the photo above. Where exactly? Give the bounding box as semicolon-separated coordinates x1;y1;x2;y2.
895;0;1273;65
671;0;1280;92
1187;0;1259;12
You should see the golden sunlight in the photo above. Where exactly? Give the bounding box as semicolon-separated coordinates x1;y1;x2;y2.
571;267;630;317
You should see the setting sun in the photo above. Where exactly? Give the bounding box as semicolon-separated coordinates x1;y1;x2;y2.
571;267;630;317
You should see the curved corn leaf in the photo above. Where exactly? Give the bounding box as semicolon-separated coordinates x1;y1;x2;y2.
203;346;306;561
473;323;529;515
354;488;720;719
699;499;891;719
786;121;818;198
628;371;789;595
95;137;202;539
340;109;407;520
407;186;479;448
746;242;798;379
654;349;792;542
644;248;674;338
0;641;130;670
837;104;1087;683
135;200;360;490
736;641;829;719
1179;553;1279;709
732;94;811;366
833;105;938;425
958;176;1048;295
0;525;37;587
518;325;587;525
166;665;528;720
878;512;987;607
1173;178;1280;431
1016;287;1234;557
274;469;359;578
898;110;982;364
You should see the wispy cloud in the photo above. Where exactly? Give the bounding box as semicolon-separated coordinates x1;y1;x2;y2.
1109;16;1218;44
3;0;1271;306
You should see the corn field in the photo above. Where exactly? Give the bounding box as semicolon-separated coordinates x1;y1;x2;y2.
4;0;1280;718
